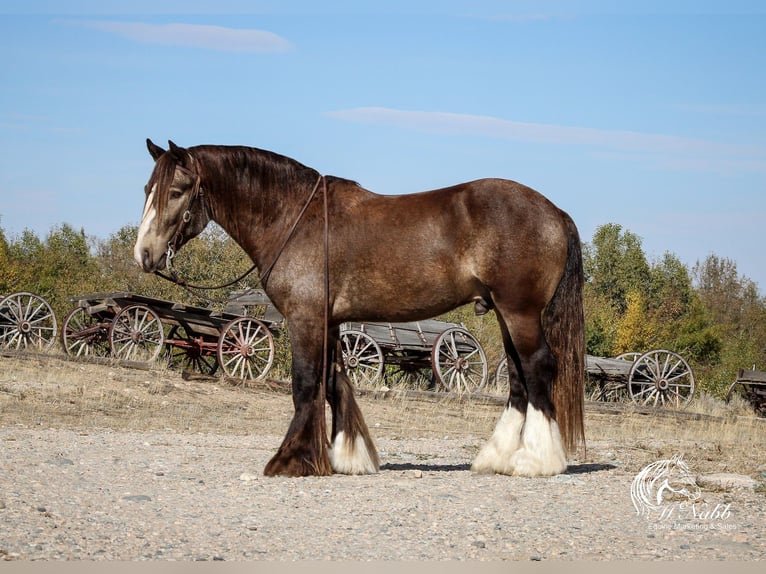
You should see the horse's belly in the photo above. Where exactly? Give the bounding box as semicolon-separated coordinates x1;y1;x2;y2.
332;266;475;323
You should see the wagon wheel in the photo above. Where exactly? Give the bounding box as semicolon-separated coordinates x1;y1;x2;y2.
61;306;110;357
109;304;165;363
0;291;58;351
340;329;384;387
166;324;218;376
628;349;695;407
217;317;275;381
431;327;488;394
492;356;511;396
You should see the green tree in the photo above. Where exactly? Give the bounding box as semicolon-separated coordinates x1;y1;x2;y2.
584;223;651;314
693;255;766;393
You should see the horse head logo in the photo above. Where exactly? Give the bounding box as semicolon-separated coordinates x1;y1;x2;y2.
631;454;702;519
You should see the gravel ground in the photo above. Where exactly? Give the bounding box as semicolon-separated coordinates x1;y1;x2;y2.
1;427;764;561
1;354;765;561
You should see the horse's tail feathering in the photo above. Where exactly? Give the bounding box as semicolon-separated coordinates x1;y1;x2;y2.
543;213;586;455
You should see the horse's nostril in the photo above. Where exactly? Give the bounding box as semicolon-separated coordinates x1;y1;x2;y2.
141;249;153;272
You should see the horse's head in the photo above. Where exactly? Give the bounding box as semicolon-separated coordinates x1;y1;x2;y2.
134;139;210;272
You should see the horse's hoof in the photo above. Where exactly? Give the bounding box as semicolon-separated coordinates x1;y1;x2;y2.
264;451;332;477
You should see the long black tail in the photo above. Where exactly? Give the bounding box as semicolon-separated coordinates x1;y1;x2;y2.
542;213;585;455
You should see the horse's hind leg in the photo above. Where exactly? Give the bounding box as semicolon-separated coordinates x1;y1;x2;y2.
472;321;528;474
473;309;567;477
327;338;380;474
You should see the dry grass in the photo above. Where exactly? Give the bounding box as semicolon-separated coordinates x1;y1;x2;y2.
1;351;764;479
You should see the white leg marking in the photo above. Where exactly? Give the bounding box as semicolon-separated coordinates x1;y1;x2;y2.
330;431;379;475
508;405;568;477
134;188;157;266
471;406;525;474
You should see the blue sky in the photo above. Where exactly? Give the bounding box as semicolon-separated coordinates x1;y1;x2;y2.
1;1;765;292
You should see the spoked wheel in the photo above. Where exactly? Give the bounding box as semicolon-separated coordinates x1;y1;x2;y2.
492;356;511;396
628;349;695;407
0;291;58;351
340;329;385;387
61;306;111;357
166;325;218;376
431;327;488;394
217;317;275;381
109;304;165;363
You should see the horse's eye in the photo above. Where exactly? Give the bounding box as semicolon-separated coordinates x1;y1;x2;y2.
169;189;185;201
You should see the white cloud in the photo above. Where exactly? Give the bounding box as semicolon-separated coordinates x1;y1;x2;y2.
326;107;766;172
67;20;292;53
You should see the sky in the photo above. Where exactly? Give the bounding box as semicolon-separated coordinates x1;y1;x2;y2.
1;1;765;293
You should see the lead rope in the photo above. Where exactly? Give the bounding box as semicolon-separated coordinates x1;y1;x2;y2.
320;176;331;429
258;174;325;287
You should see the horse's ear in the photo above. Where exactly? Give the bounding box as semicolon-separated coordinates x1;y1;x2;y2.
146;138;166;161
167;140;189;164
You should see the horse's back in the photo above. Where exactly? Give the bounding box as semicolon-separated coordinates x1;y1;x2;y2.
328;177;571;321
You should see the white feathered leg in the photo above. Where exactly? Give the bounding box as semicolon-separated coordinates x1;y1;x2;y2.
471;405;525;475
508;405;568;477
329;431;379;475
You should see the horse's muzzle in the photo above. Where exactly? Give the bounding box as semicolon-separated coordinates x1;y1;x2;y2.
137;248;167;273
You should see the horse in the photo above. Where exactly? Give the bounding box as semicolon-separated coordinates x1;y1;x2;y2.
134;139;585;478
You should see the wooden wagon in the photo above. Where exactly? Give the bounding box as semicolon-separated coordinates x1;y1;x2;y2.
0;291;58;352
493;349;696;407
339;320;488;393
61;291;278;381
726;368;766;415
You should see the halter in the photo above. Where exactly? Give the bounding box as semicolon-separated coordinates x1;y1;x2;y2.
164;162;203;271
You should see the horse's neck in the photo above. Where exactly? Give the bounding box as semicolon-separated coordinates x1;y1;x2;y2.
201;152;317;268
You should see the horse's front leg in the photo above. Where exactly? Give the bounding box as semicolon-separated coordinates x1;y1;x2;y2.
327;337;380;474
264;327;332;477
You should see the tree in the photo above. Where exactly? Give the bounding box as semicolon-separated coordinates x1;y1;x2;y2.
584;223;651;314
693;255;766;393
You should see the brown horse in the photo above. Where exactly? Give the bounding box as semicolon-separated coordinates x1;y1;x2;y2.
134;139;585;477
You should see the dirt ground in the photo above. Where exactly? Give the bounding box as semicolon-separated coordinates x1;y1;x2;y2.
1;352;765;560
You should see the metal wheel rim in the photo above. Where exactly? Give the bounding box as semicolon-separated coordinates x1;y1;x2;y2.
431;327;488;394
166;325;218;375
217;317;275;381
61;306;110;357
0;291;58;351
109;304;165;363
340;329;384;387
628;349;695;407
